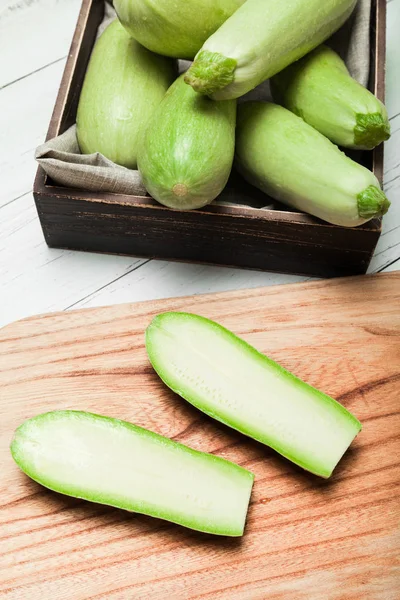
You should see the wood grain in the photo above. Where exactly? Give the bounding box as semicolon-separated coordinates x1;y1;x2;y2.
1;274;399;599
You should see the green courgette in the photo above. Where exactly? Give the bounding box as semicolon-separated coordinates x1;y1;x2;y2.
185;0;357;100
76;20;176;169
114;0;245;60
10;410;254;536
271;45;390;150
138;74;236;209
235;102;390;227
146;313;362;479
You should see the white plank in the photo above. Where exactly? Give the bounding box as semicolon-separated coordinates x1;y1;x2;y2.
0;0;81;89
382;0;400;185
66;259;309;311
383;258;400;272
384;0;400;120
0;193;147;328
0;0;399;331
367;0;400;272
368;119;400;272
0;60;65;207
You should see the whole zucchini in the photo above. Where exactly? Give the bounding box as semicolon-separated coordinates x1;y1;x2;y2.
76;20;176;169
114;0;245;60
138;74;236;210
185;0;357;100
235;102;390;227
271;45;391;150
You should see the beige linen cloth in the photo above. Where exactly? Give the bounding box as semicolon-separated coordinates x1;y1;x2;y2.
35;0;373;202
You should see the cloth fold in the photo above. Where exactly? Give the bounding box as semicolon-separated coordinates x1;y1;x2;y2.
36;125;147;195
35;0;372;202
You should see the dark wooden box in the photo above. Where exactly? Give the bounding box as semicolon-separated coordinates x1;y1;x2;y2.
33;0;387;277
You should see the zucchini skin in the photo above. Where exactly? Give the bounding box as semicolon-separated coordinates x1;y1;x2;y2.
11;410;254;536
185;0;357;100
138;74;236;210
235;102;390;227
114;0;245;60
271;45;390;150
76;20;177;169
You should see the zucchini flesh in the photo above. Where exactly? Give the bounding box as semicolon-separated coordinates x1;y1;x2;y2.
146;313;362;479
185;0;357;100
270;45;390;150
10;411;254;536
235;102;390;227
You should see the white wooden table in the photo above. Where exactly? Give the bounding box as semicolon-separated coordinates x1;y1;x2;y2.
1;0;399;330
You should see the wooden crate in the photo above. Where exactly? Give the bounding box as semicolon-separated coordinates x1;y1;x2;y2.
33;0;387;277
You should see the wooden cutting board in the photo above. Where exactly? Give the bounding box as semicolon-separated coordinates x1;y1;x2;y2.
1;273;399;600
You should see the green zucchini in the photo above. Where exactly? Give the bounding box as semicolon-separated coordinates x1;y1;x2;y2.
235;102;390;227
76;20;176;169
114;0;245;60
138;74;236;209
10;410;254;536
146;313;362;479
185;0;357;100
271;45;390;150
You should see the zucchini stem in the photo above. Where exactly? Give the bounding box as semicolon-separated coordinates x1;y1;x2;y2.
354;113;391;149
357;185;390;219
184;51;237;95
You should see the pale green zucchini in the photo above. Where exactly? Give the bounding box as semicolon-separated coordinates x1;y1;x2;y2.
235;102;390;227
185;0;356;100
10;410;254;536
271;45;391;150
138;74;236;209
114;0;245;60
146;313;362;479
185;0;357;100
76;20;176;169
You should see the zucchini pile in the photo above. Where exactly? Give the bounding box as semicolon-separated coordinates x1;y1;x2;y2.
76;0;391;227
